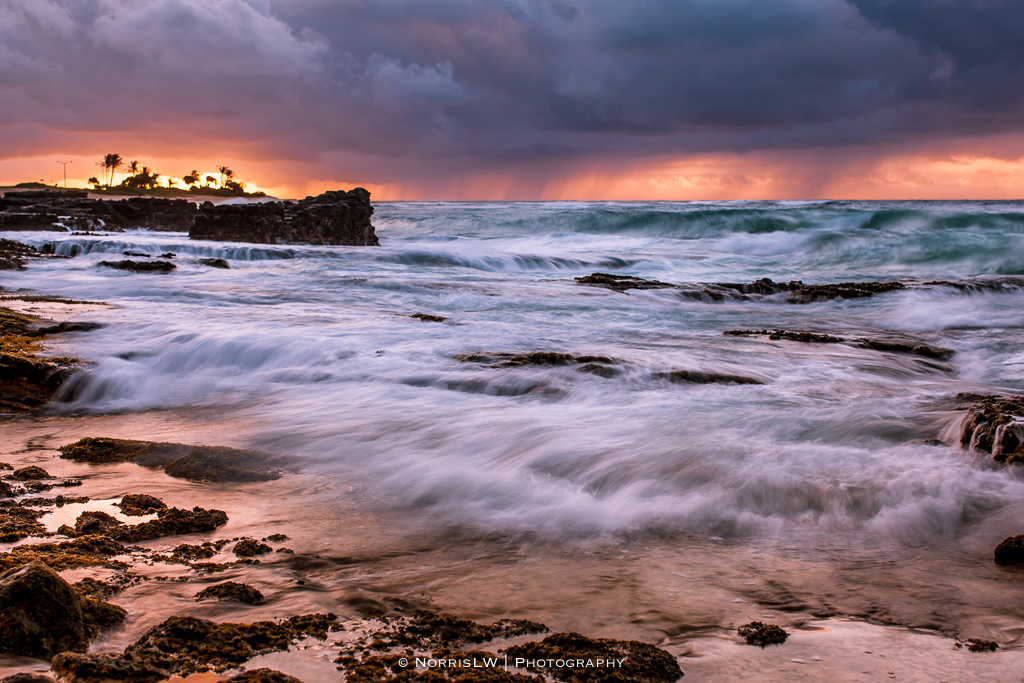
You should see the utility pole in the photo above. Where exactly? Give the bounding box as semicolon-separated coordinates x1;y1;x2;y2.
56;160;73;189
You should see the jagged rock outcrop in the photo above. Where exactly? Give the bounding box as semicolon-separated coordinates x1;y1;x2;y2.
189;189;378;246
0;191;196;232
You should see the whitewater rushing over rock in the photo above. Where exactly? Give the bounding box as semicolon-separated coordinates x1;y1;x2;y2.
4;199;1024;659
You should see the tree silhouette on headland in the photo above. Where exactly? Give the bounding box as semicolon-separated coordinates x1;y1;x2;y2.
98;153;123;187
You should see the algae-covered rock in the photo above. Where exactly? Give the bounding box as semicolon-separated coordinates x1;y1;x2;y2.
0;503;49;542
50;652;166;683
0;562;88;658
195;582;264;605
737;621;788;647
226;670;305;683
502;632;682;683
234;538;272;557
107;506;227;543
172;541;223;561
959;396;1024;464
0;536;125;572
0;674;57;683
9;466;51;481
59;438;293;482
117;493;167;516
81;597;127;636
264;534;289;542
74;511;124;536
163;445;291;483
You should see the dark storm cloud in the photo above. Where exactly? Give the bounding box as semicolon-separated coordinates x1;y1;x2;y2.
2;0;1022;173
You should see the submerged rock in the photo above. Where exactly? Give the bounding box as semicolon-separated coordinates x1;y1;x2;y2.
98;260;176;274
458;351;618;369
0;503;49;542
408;313;446;322
737;621;788;647
653;369;765;386
225;669;305;683
195;582;264;605
959;395;1024;463
575;272;908;304
58;437;295;482
190;189;379;246
199;257;230;269
234;539;272;557
574;273;675;292
724;329;955;360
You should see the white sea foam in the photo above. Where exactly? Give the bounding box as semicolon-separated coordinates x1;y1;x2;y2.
4;200;1024;541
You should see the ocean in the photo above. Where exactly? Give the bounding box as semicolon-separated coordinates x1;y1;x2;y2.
3;199;1024;679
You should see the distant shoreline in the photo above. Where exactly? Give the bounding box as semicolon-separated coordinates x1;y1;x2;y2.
0;184;275;201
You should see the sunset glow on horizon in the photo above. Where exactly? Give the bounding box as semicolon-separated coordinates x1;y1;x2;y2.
2;0;1022;201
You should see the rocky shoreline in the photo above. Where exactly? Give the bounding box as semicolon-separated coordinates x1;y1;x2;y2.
3;257;1024;681
0;189;378;247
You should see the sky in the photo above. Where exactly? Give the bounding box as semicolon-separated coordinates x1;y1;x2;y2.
1;0;1023;200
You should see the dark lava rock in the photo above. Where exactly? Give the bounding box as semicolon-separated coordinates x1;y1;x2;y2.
263;533;289;542
50;653;167;683
737;621;788;647
0;562;88;658
0;239;43;271
1;307;87;412
0;192;197;232
0;481;20;499
234;539;272;557
502;631;683;683
959;395;1024;463
994;535;1024;565
458;351;618;370
164;445;292;483
575;272;908;304
409;313;446;322
724;329;955;360
8;466;50;480
53;613;340;679
58;438;295;482
98;259;175;273
199;257;230;269
73;511;124;536
107;506;228;543
653;369;765;385
225;669;305;683
190;189;378;246
195;582;264;605
117;493;167;516
575;272;675;292
0;674;56;683
966;639;999;652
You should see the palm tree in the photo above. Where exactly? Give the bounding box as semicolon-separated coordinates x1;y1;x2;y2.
126;160;139;176
183;170;200;187
205;175;216;187
101;153;124;186
217;165;232;188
